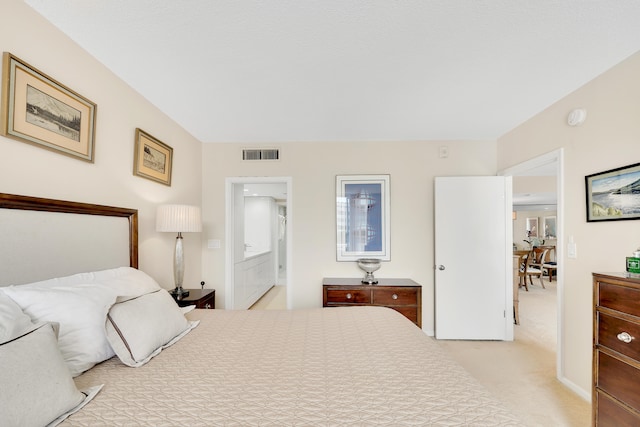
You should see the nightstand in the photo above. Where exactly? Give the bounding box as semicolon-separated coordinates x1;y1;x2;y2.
322;278;421;327
172;289;215;309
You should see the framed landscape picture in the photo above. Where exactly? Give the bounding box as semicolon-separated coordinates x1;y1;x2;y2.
1;52;96;162
133;128;173;186
336;174;390;261
586;162;640;222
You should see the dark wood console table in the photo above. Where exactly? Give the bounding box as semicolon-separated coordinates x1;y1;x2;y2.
322;278;422;327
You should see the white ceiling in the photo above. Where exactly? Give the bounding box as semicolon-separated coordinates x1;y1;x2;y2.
24;1;640;144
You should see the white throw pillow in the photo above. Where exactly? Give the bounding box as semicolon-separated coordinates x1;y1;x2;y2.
0;291;34;344
18;266;161;298
0;323;103;427
106;289;198;367
1;284;116;376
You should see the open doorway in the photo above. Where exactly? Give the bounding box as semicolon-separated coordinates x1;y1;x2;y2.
499;148;564;381
224;177;292;310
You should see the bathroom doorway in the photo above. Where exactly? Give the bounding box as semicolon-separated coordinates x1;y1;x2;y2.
225;177;292;310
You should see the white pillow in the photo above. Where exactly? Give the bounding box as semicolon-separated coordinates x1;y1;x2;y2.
1;284;116;376
0;322;103;427
0;291;34;344
18;266;161;298
106;289;198;367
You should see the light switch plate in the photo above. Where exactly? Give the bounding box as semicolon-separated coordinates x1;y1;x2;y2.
438;146;449;158
567;242;577;259
207;239;221;249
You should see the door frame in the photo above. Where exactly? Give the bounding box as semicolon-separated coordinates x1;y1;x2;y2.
498;148;565;383
224;176;293;309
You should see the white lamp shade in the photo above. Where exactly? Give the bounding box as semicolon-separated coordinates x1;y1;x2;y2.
156;204;202;233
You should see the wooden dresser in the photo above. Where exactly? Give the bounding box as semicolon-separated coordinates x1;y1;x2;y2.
322;278;421;327
593;272;640;425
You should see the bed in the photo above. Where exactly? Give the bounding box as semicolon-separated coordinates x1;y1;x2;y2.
0;193;521;426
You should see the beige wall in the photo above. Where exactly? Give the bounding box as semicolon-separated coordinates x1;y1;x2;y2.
498;51;640;396
1;0;203;288
202;140;497;333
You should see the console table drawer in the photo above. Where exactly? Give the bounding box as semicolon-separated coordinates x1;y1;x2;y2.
324;288;371;304
372;287;418;305
390;306;419;325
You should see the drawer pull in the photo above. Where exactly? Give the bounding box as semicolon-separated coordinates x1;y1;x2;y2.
617;332;634;343
392;294;398;300
346;293;352;299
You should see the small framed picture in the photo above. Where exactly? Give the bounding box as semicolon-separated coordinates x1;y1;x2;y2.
1;52;96;162
526;217;538;238
586;162;640;222
543;216;557;239
133;128;173;186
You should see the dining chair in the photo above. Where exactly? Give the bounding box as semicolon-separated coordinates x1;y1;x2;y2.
519;249;544;290
543;260;557;282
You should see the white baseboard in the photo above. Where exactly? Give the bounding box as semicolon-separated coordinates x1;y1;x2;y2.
558;375;591;402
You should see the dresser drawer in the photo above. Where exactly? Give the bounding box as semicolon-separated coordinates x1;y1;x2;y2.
324;288;370;304
597;351;640;413
372;287;417;305
597;389;640;427
599;282;640;317
598;313;640;360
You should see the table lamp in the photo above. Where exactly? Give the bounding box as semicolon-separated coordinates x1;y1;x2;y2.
156;204;202;298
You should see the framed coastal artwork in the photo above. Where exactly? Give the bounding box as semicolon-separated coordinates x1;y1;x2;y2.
1;52;96;162
585;162;640;222
133;128;173;186
336;174;390;261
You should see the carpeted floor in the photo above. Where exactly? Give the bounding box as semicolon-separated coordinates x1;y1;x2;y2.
438;279;591;426
251;281;591;426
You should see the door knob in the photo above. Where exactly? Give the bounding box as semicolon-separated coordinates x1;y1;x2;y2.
438;265;445;271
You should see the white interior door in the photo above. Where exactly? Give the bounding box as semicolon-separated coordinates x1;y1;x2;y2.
434;176;513;340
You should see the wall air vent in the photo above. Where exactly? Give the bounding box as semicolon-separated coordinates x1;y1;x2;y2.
242;148;280;161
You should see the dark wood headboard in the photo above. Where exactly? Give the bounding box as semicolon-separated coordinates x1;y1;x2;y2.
0;193;138;284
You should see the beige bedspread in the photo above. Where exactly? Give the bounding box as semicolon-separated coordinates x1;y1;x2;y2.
66;306;521;426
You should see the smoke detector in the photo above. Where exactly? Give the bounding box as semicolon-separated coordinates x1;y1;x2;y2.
567;109;587;127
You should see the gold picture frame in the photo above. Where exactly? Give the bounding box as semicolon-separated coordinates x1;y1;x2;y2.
1;52;96;162
133;128;173;186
